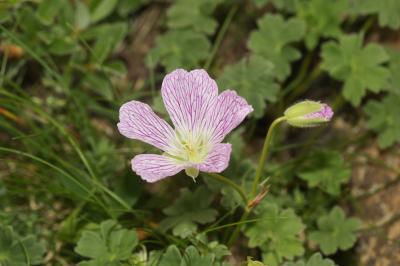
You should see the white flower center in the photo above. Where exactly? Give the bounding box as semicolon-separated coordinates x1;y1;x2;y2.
166;129;211;165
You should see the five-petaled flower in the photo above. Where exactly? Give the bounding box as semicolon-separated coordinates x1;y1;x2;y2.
117;69;253;182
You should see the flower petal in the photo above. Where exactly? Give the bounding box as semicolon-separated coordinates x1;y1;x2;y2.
206;90;253;144
198;143;232;173
117;100;176;151
131;154;184;183
161;69;218;133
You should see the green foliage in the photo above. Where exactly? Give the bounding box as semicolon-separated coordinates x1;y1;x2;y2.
167;0;220;34
298;150;351;196
364;93;400;148
147;0;220;71
321;34;390;106
309;207;361;255
0;225;45;265
160;187;217;238
150;245;215;266
218;56;279;118
295;0;347;49
354;0;400;29
244;204;305;266
282;253;336;266
146;30;210;72
75;220;139;265
248;14;306;81
386;48;400;94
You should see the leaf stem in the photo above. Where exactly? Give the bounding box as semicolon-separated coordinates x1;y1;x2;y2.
206;173;248;207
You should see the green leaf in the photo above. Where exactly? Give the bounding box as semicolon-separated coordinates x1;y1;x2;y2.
353;0;400;29
36;0;65;26
75;0;91;30
146;30;210;72
0;225;45;265
295;0;347;49
48;36;78;55
75;220;139;264
282;253;336;266
89;0;118;23
218;56;280;118
386;48;400;94
117;0;143;17
160;186;217;238
309;206;361;255
298;150;351;195
167;0;220;34
160;245;183;266
154;245;214;266
244;204;304;266
271;0;297;12
321;34;390;106
89;23;128;64
248;14;306;81
364;93;400;148
182;246;214;266
252;0;270;7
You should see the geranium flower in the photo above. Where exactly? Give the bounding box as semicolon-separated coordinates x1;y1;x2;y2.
118;69;253;182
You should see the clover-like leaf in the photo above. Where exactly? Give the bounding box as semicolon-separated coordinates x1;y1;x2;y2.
248;14;306;81
295;0;347;49
321;34;390;106
146;30;210;72
160;186;217;238
244;204;304;266
282;253;336;266
364;93;400;148
309;206;361;255
75;220;139;265
151;245;214;266
0;225;45;265
353;0;400;29
218;56;280;118
167;0;220;34
298;150;351;195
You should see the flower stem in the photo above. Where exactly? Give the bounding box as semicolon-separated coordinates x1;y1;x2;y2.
251;116;286;196
227;116;286;247
206;173;248;207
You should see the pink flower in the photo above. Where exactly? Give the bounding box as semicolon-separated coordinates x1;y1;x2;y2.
118;69;253;182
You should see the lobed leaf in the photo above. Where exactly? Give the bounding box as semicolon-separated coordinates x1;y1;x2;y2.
321;34;390;106
248;14;306;81
309;206;361;255
364;93;400;148
218;56;279;118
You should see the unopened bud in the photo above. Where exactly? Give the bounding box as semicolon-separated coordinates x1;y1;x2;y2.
284;100;333;128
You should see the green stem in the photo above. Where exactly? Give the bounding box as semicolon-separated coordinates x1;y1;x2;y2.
251;117;286;196
227;210;249;247
204;4;238;70
206;173;248;207
280;51;313;98
227;117;286;247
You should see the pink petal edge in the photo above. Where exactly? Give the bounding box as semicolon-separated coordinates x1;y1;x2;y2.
131;154;184;183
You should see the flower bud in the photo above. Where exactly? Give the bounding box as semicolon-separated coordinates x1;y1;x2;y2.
284;100;333;128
